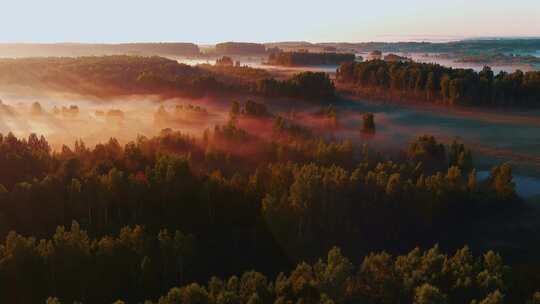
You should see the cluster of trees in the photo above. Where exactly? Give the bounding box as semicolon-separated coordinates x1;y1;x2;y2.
175;104;209;115
1;223;195;303
214;42;266;55
267;51;356;67
154;104;209;125
213;121;252;145
456;53;540;66
242;100;270;117
336;60;540;106
33;101;83;118
53;105;80;117
256;72;335;100
137;245;540;304
41;245;540;304
0;132;51;188
197;63;271;83
215;56;235;67
0;56;207;97
383;53;411;62
272;116;313;141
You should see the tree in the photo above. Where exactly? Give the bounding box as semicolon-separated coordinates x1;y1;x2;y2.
478;290;504;304
477;251;505;292
414;283;448;304
361;113;376;133
216;56;234;67
426;72;437;100
158;229;195;286
158;284;209;304
247;293;263;304
408;135;446;172
30;101;43;116
488;163;515;201
356;252;398;303
230;101;240;121
46;297;62;304
314;247;353;302
527;292;540;304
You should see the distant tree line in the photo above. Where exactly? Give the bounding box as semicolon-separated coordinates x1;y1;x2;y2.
267;51;356;67
456;53;540;66
0;42;201;57
197;62;272;83
268;39;540;55
215;42;267;55
336;60;540;107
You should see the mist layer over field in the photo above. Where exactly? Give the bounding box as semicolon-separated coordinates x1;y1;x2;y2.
0;94;230;151
334;99;540;198
2;91;540;172
335;99;540;171
2;87;540;197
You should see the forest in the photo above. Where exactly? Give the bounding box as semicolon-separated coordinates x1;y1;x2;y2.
0;56;335;101
214;43;267;55
268;39;540;55
1;97;540;303
0;43;201;58
3;0;540;302
266;52;356;67
336;60;540;107
454;53;540;66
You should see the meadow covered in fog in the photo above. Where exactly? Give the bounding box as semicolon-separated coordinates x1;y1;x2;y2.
0;94;227;150
3;85;540;192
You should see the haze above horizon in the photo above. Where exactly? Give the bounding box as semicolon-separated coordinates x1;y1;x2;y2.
0;0;539;44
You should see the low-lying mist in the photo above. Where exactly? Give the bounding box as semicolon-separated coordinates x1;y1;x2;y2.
0;93;232;151
3;86;540;181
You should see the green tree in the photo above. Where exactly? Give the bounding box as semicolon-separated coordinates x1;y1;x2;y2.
478;290;504;304
488;163;515;201
527;292;540;304
414;283;448;304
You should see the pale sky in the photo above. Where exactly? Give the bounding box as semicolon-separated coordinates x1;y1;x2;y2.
0;0;539;43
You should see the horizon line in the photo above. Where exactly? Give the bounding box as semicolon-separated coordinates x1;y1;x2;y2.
1;35;540;46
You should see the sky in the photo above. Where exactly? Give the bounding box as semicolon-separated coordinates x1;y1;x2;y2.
0;0;539;43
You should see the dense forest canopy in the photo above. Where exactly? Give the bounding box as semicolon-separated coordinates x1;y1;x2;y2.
0;55;335;100
256;72;335;100
336;59;540;107
214;42;267;55
0;55;208;97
